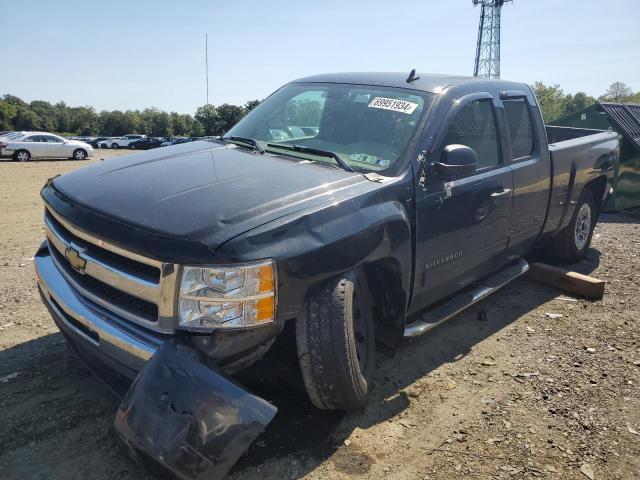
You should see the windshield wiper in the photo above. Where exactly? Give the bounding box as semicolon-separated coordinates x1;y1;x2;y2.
266;143;354;173
221;136;265;154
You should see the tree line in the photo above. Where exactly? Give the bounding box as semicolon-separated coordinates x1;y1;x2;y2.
532;81;640;122
0;81;638;137
0;95;261;138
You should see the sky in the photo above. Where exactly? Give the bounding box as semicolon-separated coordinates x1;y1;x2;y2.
3;0;639;114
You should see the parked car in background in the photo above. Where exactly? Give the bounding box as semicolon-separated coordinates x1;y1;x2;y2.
99;134;146;149
88;136;113;148
0;132;93;161
171;137;199;145
129;137;164;150
0;131;26;141
160;137;181;146
159;137;191;146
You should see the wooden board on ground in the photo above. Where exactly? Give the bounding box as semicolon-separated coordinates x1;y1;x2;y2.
527;262;606;300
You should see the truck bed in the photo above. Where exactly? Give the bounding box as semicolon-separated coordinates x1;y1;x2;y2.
542;126;619;237
545;125;610;144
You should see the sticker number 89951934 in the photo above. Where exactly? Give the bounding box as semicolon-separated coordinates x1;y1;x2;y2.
368;97;419;114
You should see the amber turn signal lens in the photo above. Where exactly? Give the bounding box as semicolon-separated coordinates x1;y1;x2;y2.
256;297;275;322
258;264;275;293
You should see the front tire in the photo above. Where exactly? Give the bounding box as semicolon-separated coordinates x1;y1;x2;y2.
547;189;597;264
110;143;119;149
73;148;87;160
13;150;30;162
296;272;375;410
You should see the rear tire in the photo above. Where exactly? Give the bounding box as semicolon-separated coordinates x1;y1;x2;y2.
110;143;119;149
13;150;30;162
296;272;375;410
547;189;596;264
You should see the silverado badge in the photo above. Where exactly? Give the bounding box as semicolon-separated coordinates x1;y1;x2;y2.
425;250;463;270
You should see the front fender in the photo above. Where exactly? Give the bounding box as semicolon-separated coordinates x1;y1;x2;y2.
218;177;414;349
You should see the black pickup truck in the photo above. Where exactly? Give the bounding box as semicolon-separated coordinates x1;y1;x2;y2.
35;72;619;479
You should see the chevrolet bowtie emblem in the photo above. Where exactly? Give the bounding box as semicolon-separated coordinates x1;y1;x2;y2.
65;246;87;273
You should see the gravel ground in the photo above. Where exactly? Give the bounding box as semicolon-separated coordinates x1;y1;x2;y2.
0;150;639;479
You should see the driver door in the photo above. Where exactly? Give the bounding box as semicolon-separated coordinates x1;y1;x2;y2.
411;94;513;312
43;135;67;157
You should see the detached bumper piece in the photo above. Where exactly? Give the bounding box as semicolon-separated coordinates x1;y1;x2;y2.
114;342;277;480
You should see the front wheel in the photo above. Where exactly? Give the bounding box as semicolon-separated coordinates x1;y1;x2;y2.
547;189;597;264
73;148;87;160
296;272;375;410
110;143;119;149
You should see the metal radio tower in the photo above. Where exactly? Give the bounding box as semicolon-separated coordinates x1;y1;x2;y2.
473;0;512;79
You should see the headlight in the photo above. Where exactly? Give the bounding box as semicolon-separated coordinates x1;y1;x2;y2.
178;260;276;331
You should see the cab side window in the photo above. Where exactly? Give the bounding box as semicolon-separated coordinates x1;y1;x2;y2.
442;99;500;170
503;99;534;159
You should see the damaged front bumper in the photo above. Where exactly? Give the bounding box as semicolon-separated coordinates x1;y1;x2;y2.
116;342;277;480
35;246;277;479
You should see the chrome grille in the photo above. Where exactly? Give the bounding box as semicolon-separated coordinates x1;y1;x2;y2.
44;205;178;333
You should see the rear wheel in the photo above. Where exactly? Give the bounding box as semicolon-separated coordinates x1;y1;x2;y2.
547;189;596;264
110;143;119;149
296;272;375;410
73;148;87;160
14;150;30;162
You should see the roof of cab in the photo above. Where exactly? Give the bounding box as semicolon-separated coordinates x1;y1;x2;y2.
294;72;528;94
292;72;507;94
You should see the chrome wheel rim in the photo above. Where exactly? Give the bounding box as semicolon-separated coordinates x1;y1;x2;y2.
575;203;591;250
17;152;28;161
75;150;85;159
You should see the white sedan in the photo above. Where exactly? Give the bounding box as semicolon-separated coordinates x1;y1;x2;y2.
0;132;94;161
99;134;146;149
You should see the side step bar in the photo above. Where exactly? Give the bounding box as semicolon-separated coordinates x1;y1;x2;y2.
404;258;529;338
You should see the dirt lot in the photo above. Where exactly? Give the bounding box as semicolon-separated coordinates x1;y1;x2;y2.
0;150;639;480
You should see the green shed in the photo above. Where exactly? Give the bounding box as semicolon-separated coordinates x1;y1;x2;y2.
549;102;640;211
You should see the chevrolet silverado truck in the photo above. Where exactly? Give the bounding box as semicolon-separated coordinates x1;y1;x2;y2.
34;72;619;479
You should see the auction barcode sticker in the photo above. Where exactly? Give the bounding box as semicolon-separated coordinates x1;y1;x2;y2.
368;97;419;114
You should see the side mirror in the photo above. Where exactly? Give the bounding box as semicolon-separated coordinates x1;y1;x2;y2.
434;144;478;180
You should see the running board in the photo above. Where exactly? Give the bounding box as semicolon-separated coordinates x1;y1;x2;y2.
404;258;529;338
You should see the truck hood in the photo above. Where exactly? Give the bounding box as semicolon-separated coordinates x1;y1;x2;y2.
51;141;368;251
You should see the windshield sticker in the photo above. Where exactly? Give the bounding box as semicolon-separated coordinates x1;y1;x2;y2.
349;153;391;168
368;97;419;114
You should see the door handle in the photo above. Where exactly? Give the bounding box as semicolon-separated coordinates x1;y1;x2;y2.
490;188;512;198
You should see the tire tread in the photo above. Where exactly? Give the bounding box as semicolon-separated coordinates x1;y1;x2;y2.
296;274;373;410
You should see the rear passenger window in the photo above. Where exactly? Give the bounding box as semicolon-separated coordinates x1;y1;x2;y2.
503;99;534;159
442;99;500;170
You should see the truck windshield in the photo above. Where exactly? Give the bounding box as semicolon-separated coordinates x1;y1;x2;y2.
226;82;434;173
